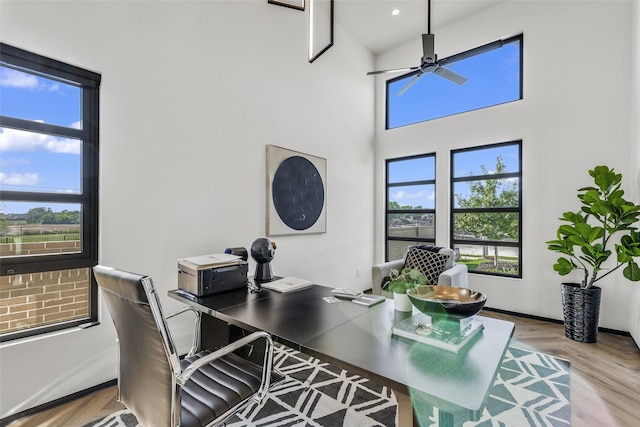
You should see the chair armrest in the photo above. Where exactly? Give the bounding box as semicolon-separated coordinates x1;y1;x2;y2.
176;330;274;401
371;259;405;295
437;264;469;288
166;307;201;357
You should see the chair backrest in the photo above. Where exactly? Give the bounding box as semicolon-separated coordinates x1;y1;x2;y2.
94;265;178;427
438;247;456;271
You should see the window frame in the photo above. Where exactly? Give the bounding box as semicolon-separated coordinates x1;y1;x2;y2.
385;153;436;261
450;140;522;278
0;43;101;341
385;34;523;129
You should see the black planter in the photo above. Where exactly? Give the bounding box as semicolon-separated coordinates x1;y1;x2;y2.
561;282;602;343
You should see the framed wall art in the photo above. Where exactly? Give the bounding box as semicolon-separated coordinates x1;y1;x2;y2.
266;145;327;235
308;0;333;63
268;0;305;11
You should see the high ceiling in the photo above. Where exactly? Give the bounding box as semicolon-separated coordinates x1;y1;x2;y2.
335;0;506;55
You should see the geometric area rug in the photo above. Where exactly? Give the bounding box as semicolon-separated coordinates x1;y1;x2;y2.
84;344;570;427
455;346;570;427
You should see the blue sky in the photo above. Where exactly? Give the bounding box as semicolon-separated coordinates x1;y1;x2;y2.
0;65;81;213
388;39;521;128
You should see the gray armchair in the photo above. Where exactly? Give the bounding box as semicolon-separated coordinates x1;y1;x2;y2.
372;247;468;295
93;265;282;427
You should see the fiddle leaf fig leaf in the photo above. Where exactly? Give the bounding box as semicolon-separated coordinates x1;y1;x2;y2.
546;238;575;255
553;257;575;275
591;165;621;192
558;224;578;237
577;186;598;192
610;189;625;200
589;227;605;242
561;211;585;223
582;189;602;205
623;262;640;281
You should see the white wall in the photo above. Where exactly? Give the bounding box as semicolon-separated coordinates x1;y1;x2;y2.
374;0;635;331
631;0;640;345
0;0;375;418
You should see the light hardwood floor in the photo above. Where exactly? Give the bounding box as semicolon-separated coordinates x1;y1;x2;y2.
5;310;640;427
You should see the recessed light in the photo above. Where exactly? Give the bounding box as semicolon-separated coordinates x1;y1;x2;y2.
392;9;400;16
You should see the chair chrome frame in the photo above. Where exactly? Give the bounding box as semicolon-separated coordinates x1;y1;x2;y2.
95;266;275;427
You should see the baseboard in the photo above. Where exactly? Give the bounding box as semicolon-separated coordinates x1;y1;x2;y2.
0;379;117;426
482;306;633;337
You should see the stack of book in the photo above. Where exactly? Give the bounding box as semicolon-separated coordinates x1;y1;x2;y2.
261;276;313;293
392;313;484;353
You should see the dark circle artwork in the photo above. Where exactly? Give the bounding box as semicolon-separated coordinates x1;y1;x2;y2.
272;156;324;231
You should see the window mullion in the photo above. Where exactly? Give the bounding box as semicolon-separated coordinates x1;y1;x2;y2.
0;115;84;139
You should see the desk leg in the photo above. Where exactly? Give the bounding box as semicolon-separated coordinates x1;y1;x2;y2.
393;390;462;427
393;390;415;427
200;314;266;364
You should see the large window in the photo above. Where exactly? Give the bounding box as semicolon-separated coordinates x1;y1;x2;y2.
451;141;522;277
387;35;523;129
385;154;436;261
0;43;101;341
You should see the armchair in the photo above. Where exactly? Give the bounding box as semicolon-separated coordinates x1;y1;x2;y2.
372;246;468;295
93;265;282;427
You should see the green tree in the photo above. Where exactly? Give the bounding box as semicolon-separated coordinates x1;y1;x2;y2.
454;156;519;266
25;207;80;225
0;205;6;236
26;207;51;224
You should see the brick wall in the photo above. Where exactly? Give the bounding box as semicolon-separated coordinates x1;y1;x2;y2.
0;240;81;257
0;253;90;335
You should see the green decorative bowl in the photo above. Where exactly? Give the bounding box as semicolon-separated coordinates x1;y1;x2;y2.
407;286;486;323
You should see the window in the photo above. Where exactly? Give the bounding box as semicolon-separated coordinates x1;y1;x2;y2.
387;35;523;129
451;141;522;277
385;154;436;261
0;43;101;341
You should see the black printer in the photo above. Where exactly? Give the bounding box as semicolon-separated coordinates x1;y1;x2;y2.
178;258;248;297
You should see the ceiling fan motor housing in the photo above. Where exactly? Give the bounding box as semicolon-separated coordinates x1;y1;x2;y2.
422;33;436;63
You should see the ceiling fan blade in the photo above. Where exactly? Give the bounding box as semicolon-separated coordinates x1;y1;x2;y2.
367;66;419;76
438;39;504;67
433;67;468;85
396;72;424;96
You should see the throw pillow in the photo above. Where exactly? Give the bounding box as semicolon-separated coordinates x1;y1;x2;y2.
404;246;450;285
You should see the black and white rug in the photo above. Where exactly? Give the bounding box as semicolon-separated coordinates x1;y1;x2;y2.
85;344;569;427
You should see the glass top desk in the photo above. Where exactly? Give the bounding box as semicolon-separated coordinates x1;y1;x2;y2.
169;284;514;427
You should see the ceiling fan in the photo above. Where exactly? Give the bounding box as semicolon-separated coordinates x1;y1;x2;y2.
367;0;502;96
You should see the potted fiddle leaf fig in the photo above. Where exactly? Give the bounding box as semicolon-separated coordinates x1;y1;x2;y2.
387;267;427;312
546;165;640;342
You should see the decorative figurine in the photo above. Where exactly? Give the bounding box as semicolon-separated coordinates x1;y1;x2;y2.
250;238;276;282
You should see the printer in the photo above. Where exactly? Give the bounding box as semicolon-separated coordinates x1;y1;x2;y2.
178;256;248;297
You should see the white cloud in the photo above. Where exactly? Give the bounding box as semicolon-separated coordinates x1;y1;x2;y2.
0;156;29;168
393;189;435;201
0;127;80;154
0;68;39;89
393;190;405;200
0;172;39;186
